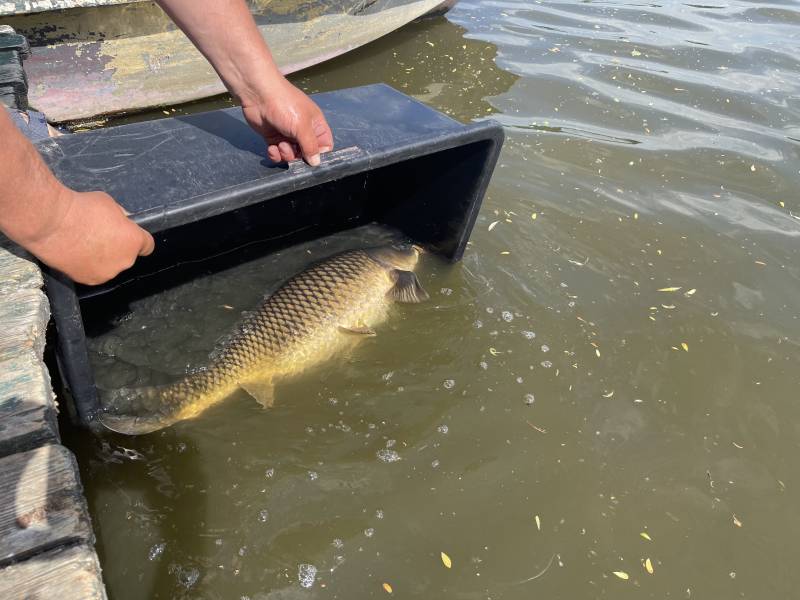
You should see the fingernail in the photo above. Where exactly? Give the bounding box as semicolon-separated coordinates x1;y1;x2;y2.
308;153;321;167
320;146;332;153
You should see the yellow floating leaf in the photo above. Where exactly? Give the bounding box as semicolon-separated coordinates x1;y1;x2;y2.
531;212;538;220
644;558;654;574
657;286;681;292
779;201;785;208
640;532;652;541
441;552;452;569
382;583;393;594
733;514;742;528
631;49;642;57
595;349;601;357
500;251;511;255
681;342;689;352
613;571;629;580
535;515;541;530
685;288;697;296
755;260;766;266
634;212;639;220
488;220;499;231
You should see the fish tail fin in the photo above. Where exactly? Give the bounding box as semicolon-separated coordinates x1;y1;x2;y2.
98;379;194;435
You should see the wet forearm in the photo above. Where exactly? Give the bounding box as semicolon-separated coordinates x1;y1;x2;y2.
155;0;282;105
0;109;72;248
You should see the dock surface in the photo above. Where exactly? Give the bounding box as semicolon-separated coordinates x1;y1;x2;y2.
0;237;106;599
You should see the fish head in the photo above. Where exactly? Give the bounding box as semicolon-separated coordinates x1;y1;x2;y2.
366;243;423;271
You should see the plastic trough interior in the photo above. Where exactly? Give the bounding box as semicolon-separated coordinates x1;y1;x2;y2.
35;83;505;425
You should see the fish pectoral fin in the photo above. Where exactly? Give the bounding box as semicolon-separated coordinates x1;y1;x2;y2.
338;323;377;336
240;380;275;409
388;270;429;303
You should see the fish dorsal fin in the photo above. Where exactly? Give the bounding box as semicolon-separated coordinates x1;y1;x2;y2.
240;379;275;409
339;324;377;336
388;270;429;303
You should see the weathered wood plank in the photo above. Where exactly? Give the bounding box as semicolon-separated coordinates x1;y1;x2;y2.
0;543;106;600
0;287;49;362
0;444;93;566
0;238;42;293
0;353;58;457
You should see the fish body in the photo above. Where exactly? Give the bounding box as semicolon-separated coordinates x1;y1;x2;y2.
100;245;428;435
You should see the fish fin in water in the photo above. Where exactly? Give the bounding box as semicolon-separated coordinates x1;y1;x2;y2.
338;323;376;336
240;379;275;409
388;270;429;303
99;412;173;436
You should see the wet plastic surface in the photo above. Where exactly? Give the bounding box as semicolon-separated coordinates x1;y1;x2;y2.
35;84;504;424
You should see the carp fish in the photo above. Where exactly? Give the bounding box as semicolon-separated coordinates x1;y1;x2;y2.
99;244;428;435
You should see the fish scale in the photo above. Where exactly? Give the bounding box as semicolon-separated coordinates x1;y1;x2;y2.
100;245;428;435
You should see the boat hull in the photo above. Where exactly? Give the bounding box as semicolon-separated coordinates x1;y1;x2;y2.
4;0;454;122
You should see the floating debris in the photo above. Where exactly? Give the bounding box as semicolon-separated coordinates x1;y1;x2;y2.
443;379;455;390
441;552;453;569
382;582;394;593
612;571;629;580
640;532;652;541
657;286;681;292
258;509;269;523
535;515;541;530
524;393;536;405
644;558;654;574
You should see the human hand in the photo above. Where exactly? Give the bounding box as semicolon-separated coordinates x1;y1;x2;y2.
241;77;334;166
26;189;155;286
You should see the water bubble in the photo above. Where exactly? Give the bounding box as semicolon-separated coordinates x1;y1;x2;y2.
238;546;247;557
376;509;384;519
431;459;441;469
522;331;536;340
176;442;187;453
364;527;375;538
474;319;483;329
541;360;553;368
264;467;275;479
328;397;338;405
437;424;449;434
443;379;455;390
502;311;514;322
516;377;524;384
173;566;200;589
386;439;396;448
298;564;317;588
332;538;344;549
308;471;319;481
479;361;488;370
524;394;535;406
215;538;223;546
440;287;453;296
541;344;550;353
258;509;269;523
382;371;394;382
148;543;166;561
376;449;401;463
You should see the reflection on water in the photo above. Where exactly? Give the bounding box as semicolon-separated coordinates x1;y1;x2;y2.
64;2;800;598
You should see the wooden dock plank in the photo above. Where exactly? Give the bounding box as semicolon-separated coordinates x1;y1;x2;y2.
0;287;49;362
0;444;93;566
0;543;106;600
0;353;58;458
0;239;42;293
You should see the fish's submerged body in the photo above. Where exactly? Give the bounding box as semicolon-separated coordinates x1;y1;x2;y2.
100;245;428;435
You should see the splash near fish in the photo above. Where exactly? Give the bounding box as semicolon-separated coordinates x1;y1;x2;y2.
99;244;428;435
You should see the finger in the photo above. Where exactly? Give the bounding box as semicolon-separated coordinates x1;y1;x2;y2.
313;115;334;155
295;119;321;167
267;145;282;163
138;228;155;257
278;140;295;162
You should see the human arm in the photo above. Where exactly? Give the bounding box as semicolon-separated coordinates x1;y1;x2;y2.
155;0;333;165
0;109;155;285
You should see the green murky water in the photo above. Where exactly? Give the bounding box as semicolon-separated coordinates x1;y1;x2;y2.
64;2;800;598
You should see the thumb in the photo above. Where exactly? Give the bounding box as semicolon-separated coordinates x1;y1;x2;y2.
138;227;155;257
295;119;321;167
